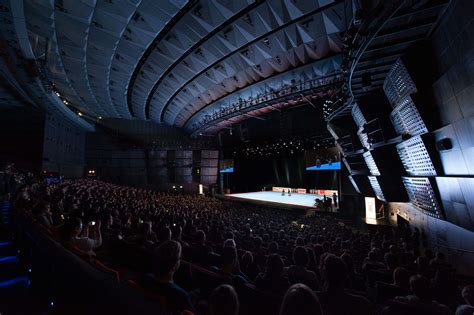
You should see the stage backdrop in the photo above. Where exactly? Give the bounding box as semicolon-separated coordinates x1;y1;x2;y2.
230;155;338;193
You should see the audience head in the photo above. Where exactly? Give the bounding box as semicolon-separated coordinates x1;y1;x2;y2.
384;252;398;270
323;254;347;288
196;230;206;244
153;240;182;278
268;241;279;254
462;285;474;306
266;254;284;277
223;238;236;248
157;227;172;243
60;217;83;240
209;284;239;315
279;284;322;315
393;267;410;288
292;246;308;267
241;251;254;266
409;274;432;300
221;246;237;268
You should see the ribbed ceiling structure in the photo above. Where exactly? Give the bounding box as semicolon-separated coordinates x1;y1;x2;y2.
23;0;345;132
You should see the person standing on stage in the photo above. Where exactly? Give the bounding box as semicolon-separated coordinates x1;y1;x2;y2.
332;192;338;208
288;189;291;197
282;190;285;196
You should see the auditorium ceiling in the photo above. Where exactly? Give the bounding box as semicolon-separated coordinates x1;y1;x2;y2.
0;0;450;137
20;0;345;131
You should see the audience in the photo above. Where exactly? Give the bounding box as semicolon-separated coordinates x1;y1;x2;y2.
279;283;322;315
456;285;474;315
60;217;102;255
209;284;239;315
141;240;195;313
11;178;473;315
255;254;290;295
284;246;320;290
318;254;372;315
387;274;451;315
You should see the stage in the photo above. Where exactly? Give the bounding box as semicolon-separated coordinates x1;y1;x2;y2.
224;191;326;209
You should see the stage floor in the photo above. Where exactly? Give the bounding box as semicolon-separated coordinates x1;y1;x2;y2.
225;191;324;208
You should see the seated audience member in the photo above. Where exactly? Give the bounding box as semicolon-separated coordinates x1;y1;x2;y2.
456;285;474;315
212;246;248;283
157;227;172;246
268;241;279;254
389;274;451;315
60;217;102;255
362;250;385;272
240;251;260;281
432;269;463;310
33;202;55;228
171;224;189;248
223;238;236;248
141;240;195;313
392;267;410;290
188;230;212;265
429;252;451;270
255;254;290;295
209;284;240;315
127;221;158;247
285;246;319;290
279;283;322;315
318;254;372;315
415;256;432;278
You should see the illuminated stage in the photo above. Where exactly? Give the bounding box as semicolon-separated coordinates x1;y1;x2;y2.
225;191;328;209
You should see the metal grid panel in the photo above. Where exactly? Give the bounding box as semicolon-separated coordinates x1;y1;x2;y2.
358;128;370;149
368;176;385;201
352;103;366;128
390;96;428;136
383;59;417;106
402;177;442;218
396;136;436;176
363;151;380;176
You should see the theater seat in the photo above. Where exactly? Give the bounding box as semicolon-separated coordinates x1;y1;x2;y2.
189;263;231;297
237;283;282;315
375;281;410;304
94;260;120;283
126;279;168;307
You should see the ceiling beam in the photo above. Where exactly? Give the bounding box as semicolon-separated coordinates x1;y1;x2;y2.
154;1;344;122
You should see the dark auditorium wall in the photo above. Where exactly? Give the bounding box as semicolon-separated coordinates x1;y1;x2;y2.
85;132;218;188
0;107;44;171
85;132;148;186
42;114;86;178
386;0;474;275
231;155;339;192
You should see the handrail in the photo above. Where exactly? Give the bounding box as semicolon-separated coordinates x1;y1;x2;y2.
191;73;344;134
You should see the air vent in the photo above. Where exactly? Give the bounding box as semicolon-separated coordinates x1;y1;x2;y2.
383;59;417;106
368;176;385;201
363;151;380;176
402;177;442;218
390;96;428;137
396;136;436;176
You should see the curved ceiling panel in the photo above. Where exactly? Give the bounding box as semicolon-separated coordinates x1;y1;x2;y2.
24;0;186;118
22;0;345;133
147;0;345;125
130;0;253;120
